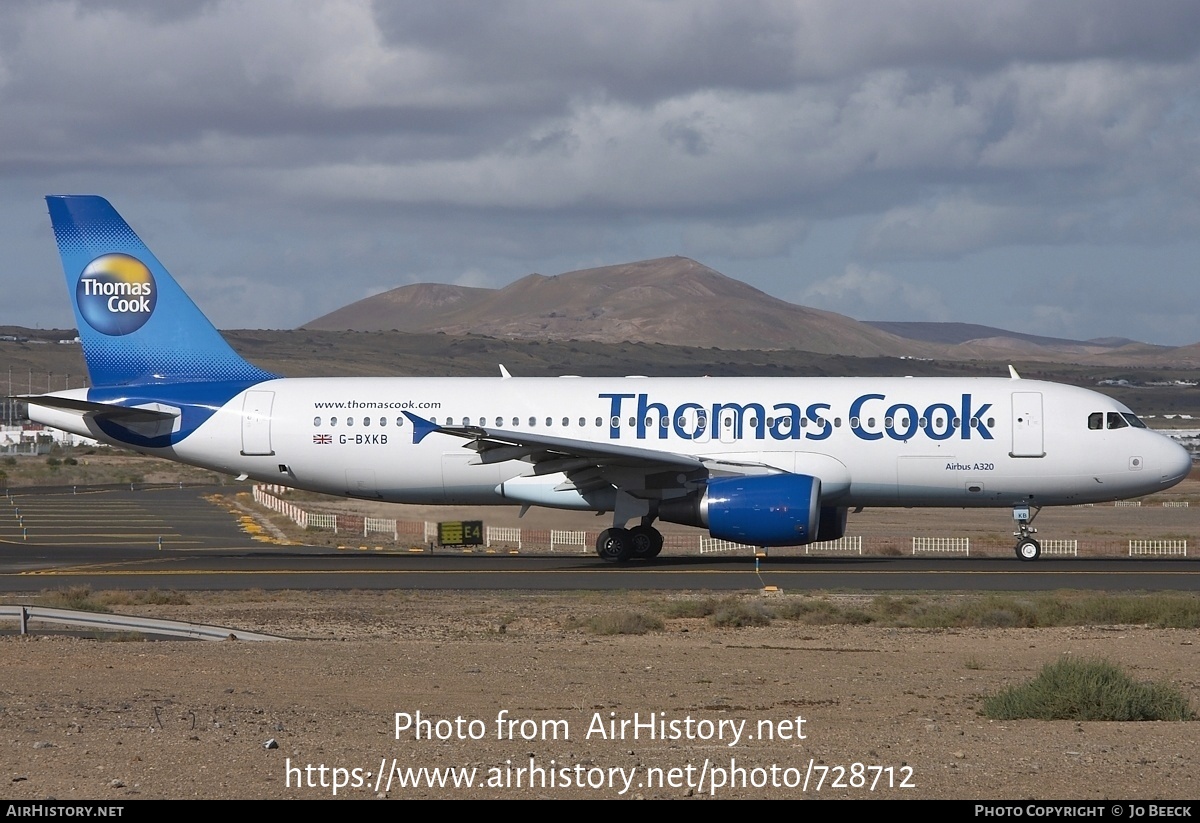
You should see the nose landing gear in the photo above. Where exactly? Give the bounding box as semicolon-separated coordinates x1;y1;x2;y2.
1012;504;1041;561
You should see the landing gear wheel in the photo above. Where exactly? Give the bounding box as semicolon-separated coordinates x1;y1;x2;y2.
1011;504;1042;562
629;525;664;559
1015;538;1041;561
596;528;633;563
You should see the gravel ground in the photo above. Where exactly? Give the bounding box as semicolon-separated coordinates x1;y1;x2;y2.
2;590;1198;800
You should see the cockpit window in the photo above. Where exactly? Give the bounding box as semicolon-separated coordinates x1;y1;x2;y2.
1106;412;1128;430
1122;413;1147;429
1088;412;1103;430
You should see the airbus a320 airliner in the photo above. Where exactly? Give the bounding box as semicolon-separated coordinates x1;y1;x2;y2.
22;196;1192;562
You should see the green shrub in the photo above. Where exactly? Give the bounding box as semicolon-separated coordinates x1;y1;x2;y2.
42;586;111;613
97;589;190;607
578;610;663;635
984;658;1194;721
660;598;721;618
710;600;772;628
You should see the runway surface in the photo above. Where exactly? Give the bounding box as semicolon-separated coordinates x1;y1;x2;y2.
1;485;1198;593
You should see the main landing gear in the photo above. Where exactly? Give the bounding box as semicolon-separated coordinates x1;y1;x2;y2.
595;524;664;562
1012;504;1041;561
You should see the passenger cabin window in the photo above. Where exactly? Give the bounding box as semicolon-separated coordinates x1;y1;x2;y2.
313;417;321;426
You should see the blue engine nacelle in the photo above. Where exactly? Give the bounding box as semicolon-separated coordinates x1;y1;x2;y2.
815;506;848;543
658;474;822;547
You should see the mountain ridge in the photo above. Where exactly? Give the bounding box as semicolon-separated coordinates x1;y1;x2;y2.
303;256;1186;361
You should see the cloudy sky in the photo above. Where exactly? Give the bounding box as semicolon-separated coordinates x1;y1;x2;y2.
2;1;1199;344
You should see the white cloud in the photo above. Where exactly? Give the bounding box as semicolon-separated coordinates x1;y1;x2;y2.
452;267;496;289
801;264;950;321
681;217;809;259
0;0;1198;342
859;198;1055;260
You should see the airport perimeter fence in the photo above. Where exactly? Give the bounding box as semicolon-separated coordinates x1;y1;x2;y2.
250;486;1194;557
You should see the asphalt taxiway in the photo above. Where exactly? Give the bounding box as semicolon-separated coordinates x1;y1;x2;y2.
1;485;1198;593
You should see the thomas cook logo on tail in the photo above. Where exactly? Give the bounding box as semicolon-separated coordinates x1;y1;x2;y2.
76;253;157;336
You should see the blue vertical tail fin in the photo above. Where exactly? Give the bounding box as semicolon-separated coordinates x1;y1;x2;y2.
46;195;277;388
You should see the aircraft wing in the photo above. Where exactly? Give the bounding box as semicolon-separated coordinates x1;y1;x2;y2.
404;411;785;491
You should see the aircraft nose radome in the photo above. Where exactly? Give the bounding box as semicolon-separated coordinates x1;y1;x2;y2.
1160;437;1193;486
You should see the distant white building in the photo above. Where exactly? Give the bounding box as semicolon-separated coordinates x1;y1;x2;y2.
0;424;97;453
1165;429;1200;459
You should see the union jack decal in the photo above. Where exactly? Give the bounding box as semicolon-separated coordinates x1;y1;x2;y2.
313;434;332;444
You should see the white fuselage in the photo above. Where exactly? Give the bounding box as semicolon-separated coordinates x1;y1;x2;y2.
32;375;1193;510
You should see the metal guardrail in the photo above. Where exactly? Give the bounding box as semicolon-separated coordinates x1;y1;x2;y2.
0;605;287;641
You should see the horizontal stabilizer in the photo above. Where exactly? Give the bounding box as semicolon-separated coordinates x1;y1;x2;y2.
16;394;180;424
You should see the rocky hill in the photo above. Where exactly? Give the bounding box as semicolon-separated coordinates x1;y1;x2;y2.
304;257;1189;364
304;257;932;357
